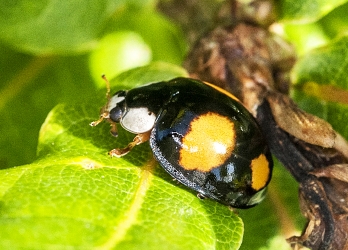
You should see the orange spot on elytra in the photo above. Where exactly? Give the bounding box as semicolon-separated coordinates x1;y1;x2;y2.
250;154;270;191
179;112;236;172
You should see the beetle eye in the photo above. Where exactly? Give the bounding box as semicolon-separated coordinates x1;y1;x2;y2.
110;106;124;122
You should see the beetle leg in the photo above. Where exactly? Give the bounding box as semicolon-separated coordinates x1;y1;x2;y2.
90;114;119;137
109;131;151;157
108;120;118;137
90;111;109;127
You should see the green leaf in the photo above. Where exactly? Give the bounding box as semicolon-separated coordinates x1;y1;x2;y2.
0;0;153;54
0;48;97;169
109;8;187;65
89;31;152;83
282;22;330;56
290;35;348;145
283;6;348;143
292;35;348;90
88;8;186;83
0;64;244;249
319;3;348;38
277;0;348;23
282;3;348;56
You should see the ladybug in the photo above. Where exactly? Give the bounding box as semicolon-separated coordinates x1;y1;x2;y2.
91;77;273;208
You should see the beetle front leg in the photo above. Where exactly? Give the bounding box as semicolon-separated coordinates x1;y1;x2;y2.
109;131;151;157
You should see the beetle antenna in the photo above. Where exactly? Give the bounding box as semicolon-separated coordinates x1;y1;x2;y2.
102;74;111;103
89;75;112;127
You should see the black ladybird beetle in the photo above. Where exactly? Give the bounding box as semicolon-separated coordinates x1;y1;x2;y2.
91;76;273;208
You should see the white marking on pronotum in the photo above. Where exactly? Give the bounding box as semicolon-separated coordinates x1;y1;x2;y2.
121;107;156;134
